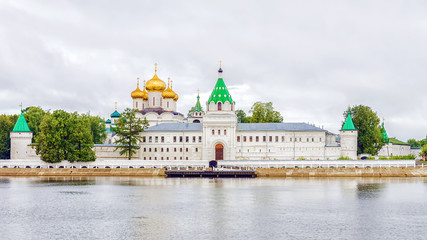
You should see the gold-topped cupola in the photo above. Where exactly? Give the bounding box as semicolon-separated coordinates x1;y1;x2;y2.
162;78;177;99
146;63;166;92
131;78;145;99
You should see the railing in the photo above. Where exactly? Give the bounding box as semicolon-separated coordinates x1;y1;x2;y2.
0;159;417;169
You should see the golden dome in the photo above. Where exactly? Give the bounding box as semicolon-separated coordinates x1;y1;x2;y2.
131;78;144;99
146;63;166;92
162;78;176;99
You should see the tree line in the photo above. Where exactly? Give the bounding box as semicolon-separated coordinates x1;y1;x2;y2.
0;106;106;162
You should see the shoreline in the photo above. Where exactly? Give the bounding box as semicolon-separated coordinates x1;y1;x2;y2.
0;167;427;177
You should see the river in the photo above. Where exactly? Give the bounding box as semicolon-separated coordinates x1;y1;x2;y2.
0;177;426;240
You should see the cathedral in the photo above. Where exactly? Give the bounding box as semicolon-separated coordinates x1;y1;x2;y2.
102;64;359;161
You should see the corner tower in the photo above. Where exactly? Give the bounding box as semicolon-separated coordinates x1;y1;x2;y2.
339;108;358;159
202;64;237;161
10;108;33;159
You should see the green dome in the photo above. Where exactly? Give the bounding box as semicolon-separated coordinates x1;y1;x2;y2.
342;109;356;131
111;110;121;118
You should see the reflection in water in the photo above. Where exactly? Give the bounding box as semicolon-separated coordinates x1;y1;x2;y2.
0;177;425;240
356;183;385;199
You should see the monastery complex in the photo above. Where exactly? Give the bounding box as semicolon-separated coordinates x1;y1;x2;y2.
9;64;420;161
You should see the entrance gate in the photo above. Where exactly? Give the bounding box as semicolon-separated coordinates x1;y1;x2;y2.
215;144;224;161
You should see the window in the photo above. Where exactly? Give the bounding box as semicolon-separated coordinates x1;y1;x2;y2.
186;148;188;152
269;136;272;142
256;136;259;142
174;157;177;160
153;97;155;105
312;138;314;142
307;138;309;142
144;148;146;152
173;136;177;142
149;148;151;152
249;136;253;142
136;102;138;108
180;148;183;152
218;102;222;111
320;138;322;142
174;148;177;152
186;136;189;143
155;136;158;143
161;136;164;143
149;157;151;160
186;157;188;160
167;102;169;108
161;157;163;160
218;130;221;135
179;136;183;142
154;148;157;152
160;98;162;107
299;138;301;142
167;157;169;160
290;138;292;142
243;136;247;142
149;136;152;143
224;129;227;135
142;136;146;143
199;136;202;142
212;129;215;135
237;136;240;142
263;136;266;142
192;136;196;142
161;148;163;152
167;148;169;152
180;157;182;160
144;157;146;160
282;136;285;142
275;136;278;142
195;148;198;152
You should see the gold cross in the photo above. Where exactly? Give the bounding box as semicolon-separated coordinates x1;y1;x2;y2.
155;63;158;73
115;102;117;110
219;60;222;68
197;88;200;95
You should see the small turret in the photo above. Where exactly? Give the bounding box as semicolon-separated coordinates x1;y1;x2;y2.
339;107;358;159
10;107;33;159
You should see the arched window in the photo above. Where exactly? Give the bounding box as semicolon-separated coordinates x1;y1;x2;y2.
167;102;169;108
218;102;222;111
136;102;138;108
153;97;155;106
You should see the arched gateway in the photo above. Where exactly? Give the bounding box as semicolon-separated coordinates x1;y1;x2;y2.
215;144;224;161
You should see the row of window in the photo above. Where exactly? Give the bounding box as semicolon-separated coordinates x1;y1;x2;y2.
143;147;199;153
212;129;227;135
135;98;172;109
143;136;202;143
237;136;322;143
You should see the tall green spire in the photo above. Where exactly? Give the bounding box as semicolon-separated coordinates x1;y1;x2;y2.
381;122;389;143
12;110;31;132
207;67;234;104
342;108;356;130
193;92;203;112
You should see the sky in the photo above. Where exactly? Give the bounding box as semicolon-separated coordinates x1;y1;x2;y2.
0;0;426;141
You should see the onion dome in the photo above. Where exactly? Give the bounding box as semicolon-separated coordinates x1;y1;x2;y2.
106;119;112;124
111;102;121;118
162;78;177;99
131;78;144;99
146;63;166;92
141;80;148;100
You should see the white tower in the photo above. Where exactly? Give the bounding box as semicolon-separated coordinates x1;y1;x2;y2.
10;109;33;159
340;109;358;159
202;65;237;161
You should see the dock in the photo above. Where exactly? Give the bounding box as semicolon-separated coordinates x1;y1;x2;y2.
165;170;257;178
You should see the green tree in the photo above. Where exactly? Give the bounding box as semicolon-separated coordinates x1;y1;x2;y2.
35;110;96;163
344;105;384;155
82;114;106;144
113;108;149;160
407;139;420;147
187;107;196;117
0;115;17;159
236;109;249;123
23;106;46;142
247;102;283;123
420;144;427;158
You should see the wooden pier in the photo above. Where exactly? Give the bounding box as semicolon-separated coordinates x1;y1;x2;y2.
165;170;257;178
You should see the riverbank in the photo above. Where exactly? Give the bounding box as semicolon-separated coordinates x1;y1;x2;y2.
1;167;427;177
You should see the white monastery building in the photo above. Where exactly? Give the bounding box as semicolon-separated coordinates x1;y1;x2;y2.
18;63;423;161
102;64;359;161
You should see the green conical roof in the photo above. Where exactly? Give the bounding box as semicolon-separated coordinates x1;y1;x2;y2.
111;110;121;118
207;76;234;104
193;94;203;112
381;122;389;143
342;109;356;130
12;111;31;132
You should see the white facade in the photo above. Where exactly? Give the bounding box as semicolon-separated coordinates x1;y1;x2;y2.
10;131;33;159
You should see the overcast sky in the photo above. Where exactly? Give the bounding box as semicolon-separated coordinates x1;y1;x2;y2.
0;0;426;141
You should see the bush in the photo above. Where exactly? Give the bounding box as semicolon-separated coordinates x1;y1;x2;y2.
338;156;352;160
296;157;306;160
365;156;376;160
378;156;388;160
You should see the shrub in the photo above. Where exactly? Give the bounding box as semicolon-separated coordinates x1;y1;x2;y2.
338;156;352;160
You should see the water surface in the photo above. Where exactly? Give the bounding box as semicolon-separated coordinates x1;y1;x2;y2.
0;177;426;240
